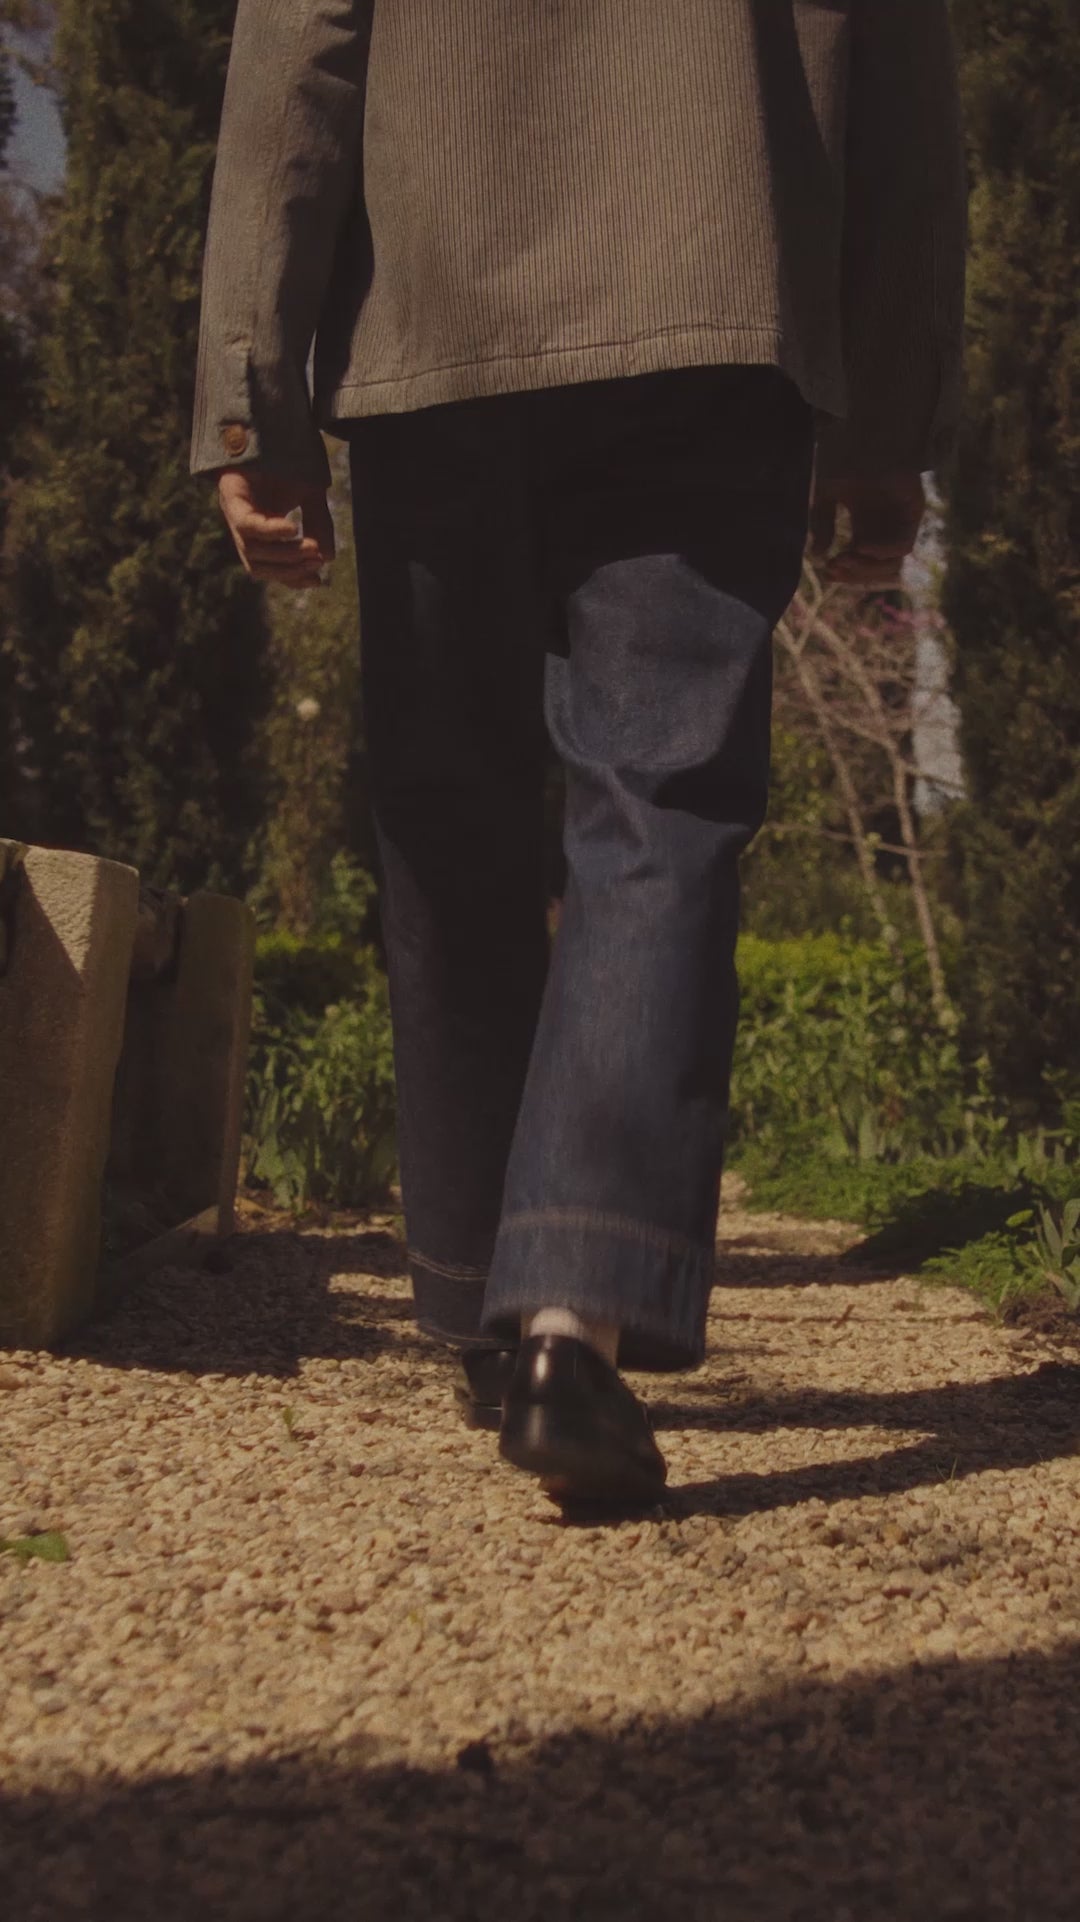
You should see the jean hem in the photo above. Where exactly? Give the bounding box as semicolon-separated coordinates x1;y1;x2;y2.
411;1255;488;1347
481;1210;714;1371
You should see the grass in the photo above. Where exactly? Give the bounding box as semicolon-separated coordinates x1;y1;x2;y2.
922;1227;1045;1315
731;1139;1080;1320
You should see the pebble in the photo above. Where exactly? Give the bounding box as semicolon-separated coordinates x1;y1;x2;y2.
1;1201;1078;1918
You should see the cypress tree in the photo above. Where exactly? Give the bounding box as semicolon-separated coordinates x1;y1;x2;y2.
943;0;1080;1118
0;41;14;157
1;39;17;815
2;1;269;890
0;28;44;825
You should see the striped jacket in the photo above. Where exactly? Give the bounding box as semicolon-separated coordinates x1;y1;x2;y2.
190;1;966;489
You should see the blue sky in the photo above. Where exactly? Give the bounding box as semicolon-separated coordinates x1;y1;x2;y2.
7;38;65;193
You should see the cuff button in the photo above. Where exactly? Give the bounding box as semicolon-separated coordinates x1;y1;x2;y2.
221;423;250;458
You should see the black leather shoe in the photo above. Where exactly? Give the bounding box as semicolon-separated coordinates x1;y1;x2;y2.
453;1344;518;1431
499;1335;667;1504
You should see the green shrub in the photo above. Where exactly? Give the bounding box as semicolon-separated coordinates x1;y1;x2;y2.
253;929;376;1030
244;992;397;1213
730;1148;954;1230
731;934;997;1168
923;1218;1047;1315
729;932;1080;1320
926;1192;1080;1318
1033;1198;1080;1312
944;2;1080;1120
244;916;396;1212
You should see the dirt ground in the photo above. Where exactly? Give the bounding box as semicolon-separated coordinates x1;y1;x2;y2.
1;1190;1078;1921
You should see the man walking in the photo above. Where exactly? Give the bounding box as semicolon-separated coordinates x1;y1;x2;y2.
192;3;965;1504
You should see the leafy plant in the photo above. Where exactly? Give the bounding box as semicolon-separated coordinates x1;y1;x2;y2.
731;935;1001;1172
922;1215;1045;1315
730;938;1080;1324
244;938;396;1212
1033;1198;1080;1312
0;1531;70;1563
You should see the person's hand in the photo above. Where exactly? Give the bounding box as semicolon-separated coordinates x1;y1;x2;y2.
810;471;925;589
217;467;336;589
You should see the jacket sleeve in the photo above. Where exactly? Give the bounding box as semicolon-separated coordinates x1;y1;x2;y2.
816;0;967;480
190;1;373;487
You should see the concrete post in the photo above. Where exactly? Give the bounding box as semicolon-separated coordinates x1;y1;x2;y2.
0;844;139;1347
107;891;255;1247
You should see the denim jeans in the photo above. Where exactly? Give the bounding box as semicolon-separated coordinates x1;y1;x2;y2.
347;366;813;1370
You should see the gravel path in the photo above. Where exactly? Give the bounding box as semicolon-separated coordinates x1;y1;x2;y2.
2;1192;1078;1921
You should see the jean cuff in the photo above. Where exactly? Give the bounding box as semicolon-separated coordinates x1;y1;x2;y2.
481;1208;714;1371
409;1250;489;1348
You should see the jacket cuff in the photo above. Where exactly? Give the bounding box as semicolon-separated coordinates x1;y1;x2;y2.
190;341;332;489
814;389;962;483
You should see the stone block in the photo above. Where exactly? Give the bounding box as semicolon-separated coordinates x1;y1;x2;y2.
106;891;255;1265
0;843;139;1348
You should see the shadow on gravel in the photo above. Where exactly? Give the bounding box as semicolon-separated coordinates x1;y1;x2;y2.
64;1232;1080;1526
847;1179;1050;1273
653;1360;1080;1517
712;1243;892;1290
68;1226;892;1382
64;1229;423;1381
3;1644;1078;1921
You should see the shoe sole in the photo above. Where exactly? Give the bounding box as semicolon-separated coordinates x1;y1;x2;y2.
499;1401;665;1505
455;1392;502;1433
